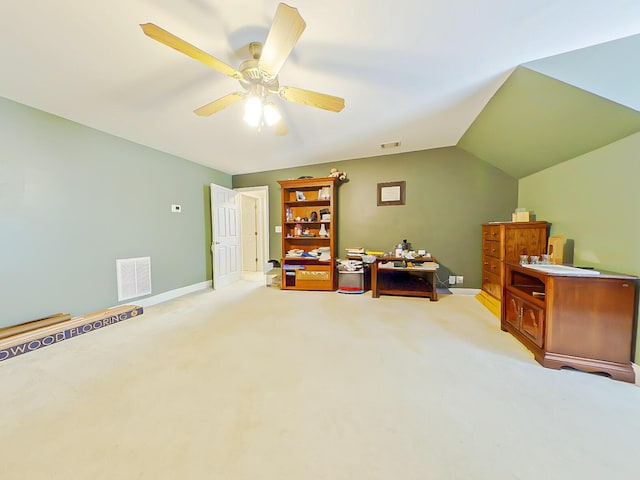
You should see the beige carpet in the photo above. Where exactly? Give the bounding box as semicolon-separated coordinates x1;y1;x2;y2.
1;277;639;479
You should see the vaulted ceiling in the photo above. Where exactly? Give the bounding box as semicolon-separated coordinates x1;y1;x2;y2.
1;1;639;176
459;34;640;178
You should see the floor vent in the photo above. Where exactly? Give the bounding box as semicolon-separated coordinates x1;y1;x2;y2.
116;257;152;301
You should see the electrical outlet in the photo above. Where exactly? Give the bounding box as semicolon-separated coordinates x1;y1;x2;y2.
448;275;456;285
456;276;464;284
171;204;182;213
275;225;282;233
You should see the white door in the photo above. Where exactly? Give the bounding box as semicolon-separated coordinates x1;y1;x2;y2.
211;184;241;289
241;194;259;272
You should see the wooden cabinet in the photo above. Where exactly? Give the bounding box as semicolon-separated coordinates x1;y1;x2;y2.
503;263;637;383
504;290;545;348
477;221;548;316
278;177;338;291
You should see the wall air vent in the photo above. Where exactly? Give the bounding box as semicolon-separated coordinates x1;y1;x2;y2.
380;141;401;149
116;257;152;301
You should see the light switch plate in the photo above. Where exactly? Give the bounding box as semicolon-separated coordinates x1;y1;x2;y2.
275;225;282;233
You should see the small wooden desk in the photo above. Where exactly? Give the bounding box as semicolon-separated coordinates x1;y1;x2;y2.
371;257;438;301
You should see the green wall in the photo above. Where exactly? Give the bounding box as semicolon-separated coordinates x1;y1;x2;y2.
519;131;640;363
0;96;230;327
233;147;518;289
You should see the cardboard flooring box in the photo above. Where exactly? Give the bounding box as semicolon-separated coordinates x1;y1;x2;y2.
0;313;71;340
0;305;143;362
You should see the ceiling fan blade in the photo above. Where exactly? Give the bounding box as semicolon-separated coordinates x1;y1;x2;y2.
259;3;306;78
140;23;241;79
279;86;345;112
194;92;245;117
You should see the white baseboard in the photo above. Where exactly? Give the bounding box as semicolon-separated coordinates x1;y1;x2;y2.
438;288;481;295
632;363;640;387
124;280;212;308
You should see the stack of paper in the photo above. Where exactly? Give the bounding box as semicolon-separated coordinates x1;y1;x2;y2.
337;259;364;271
310;247;331;261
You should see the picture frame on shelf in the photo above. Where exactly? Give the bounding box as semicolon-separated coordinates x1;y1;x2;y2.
295;191;306;201
318;186;331;200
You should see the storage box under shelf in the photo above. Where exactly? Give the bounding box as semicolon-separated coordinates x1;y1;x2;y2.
281;261;335;291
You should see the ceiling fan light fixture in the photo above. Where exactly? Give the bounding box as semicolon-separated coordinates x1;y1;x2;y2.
243;96;263;127
263;102;281;126
141;3;344;135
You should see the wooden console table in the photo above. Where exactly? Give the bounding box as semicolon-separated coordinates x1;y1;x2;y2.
503;262;637;382
371;257;438;301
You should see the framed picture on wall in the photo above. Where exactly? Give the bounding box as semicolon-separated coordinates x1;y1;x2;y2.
377;181;405;206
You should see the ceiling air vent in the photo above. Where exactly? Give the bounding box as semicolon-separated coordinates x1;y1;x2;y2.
116;257;152;301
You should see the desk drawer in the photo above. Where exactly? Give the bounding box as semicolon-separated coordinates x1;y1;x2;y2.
483;240;501;259
482;256;501;275
482;225;501;242
482;270;501;299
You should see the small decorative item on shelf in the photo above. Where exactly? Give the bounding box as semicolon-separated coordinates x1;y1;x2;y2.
512;208;530;222
295;191;306;201
328;168;347;182
319;224;329;237
309;211;318;222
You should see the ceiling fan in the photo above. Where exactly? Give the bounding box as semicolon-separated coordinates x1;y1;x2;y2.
140;3;345;135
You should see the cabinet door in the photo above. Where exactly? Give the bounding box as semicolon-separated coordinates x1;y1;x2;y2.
504;292;521;329
520;302;545;348
504;227;546;264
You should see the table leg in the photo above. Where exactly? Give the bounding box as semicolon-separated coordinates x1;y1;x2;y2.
430;271;438;301
371;261;380;298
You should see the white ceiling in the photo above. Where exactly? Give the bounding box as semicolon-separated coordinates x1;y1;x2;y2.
2;1;640;175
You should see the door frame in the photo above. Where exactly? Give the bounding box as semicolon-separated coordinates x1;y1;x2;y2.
235;186;269;271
